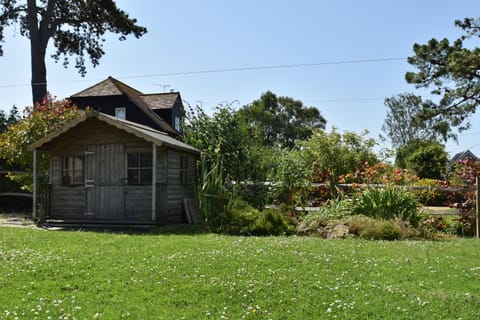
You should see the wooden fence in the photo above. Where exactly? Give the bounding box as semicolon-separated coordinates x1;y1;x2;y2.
263;179;480;239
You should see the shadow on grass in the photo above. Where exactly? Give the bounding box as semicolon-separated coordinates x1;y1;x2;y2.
38;223;207;236
149;224;207;235
0;211;35;227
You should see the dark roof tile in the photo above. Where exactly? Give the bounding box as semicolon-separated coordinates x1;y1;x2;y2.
140;93;179;110
71;77;143;97
70;77;178;136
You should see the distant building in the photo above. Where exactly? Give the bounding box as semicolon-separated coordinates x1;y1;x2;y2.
70;76;185;137
450;149;479;167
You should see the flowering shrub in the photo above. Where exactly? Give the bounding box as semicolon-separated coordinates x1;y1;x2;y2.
443;159;480;213
0;95;81;190
339;162;419;186
438;158;480;236
413;178;449;206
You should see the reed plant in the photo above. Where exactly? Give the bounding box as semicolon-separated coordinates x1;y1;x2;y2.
196;154;231;231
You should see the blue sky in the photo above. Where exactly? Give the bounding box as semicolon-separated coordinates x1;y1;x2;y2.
1;0;480;157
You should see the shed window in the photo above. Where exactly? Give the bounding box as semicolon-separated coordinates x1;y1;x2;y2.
62;156;84;185
127;153;152;184
115;107;126;120
180;156;190;185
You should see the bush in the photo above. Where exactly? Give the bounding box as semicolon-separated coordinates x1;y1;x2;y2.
413;178;448;206
359;220;401;240
235;183;272;210
352;186;421;226
347;215;375;236
250;209;292;236
297;210;331;235
223;199;292;236
296;197;354;236
347;215;418;240
320;197;354;218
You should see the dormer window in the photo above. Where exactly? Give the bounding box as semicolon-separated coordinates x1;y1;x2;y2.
115;107;126;120
174;116;181;132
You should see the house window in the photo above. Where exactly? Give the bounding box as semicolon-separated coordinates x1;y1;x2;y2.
174;116;181;132
180;156;190;185
62;156;84;185
127;153;152;184
115;107;126;120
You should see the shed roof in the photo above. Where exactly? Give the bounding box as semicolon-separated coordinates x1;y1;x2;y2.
28;111;200;154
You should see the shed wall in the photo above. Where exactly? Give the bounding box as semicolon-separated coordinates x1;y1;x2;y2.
43;117;197;225
166;149;197;224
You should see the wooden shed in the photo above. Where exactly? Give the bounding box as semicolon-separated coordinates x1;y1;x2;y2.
29;111;201;227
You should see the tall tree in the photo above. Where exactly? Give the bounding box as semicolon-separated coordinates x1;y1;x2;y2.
382;93;455;148
396;139;448;180
183;103;254;182
0;105;19;133
0;0;147;104
238;91;326;149
405;17;480;135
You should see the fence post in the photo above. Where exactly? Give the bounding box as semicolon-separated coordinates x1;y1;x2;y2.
476;176;479;239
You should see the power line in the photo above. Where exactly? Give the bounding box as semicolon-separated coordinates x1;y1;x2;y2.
119;57;407;79
0;57;407;89
307;97;385;103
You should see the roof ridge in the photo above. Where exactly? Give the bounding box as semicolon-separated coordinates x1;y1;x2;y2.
108;76;143;96
115;81;178;136
140;92;180;96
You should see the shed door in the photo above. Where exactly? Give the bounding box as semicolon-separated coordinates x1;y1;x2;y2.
85;144;125;220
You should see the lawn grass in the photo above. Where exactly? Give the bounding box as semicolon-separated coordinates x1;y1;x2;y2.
1;227;480;319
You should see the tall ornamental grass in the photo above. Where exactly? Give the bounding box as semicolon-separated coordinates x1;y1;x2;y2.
196;156;231;231
352;186;421;226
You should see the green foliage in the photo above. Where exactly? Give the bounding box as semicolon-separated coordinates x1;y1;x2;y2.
250;209;292;236
195;154;231;232
340;162;419;186
0;106;20;134
301;128;379;196
413;178;448;206
351;186;421;226
0;96;81;191
1;0;147;103
222;199;292;236
238;91;326;149
405;17;480;136
296;198;353;237
347;215;420;240
297;210;331;234
382;93;449;147
396;139;448;180
183;104;267;183
445;159;480;222
358;219;402;240
268;148;311;206
319;197;354;219
0;106;21;172
404;140;448;179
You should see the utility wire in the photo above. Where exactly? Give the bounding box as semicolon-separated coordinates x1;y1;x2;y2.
0;57;407;89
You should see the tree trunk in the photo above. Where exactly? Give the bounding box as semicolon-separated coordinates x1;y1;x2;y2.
27;0;50;106
30;44;48;105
